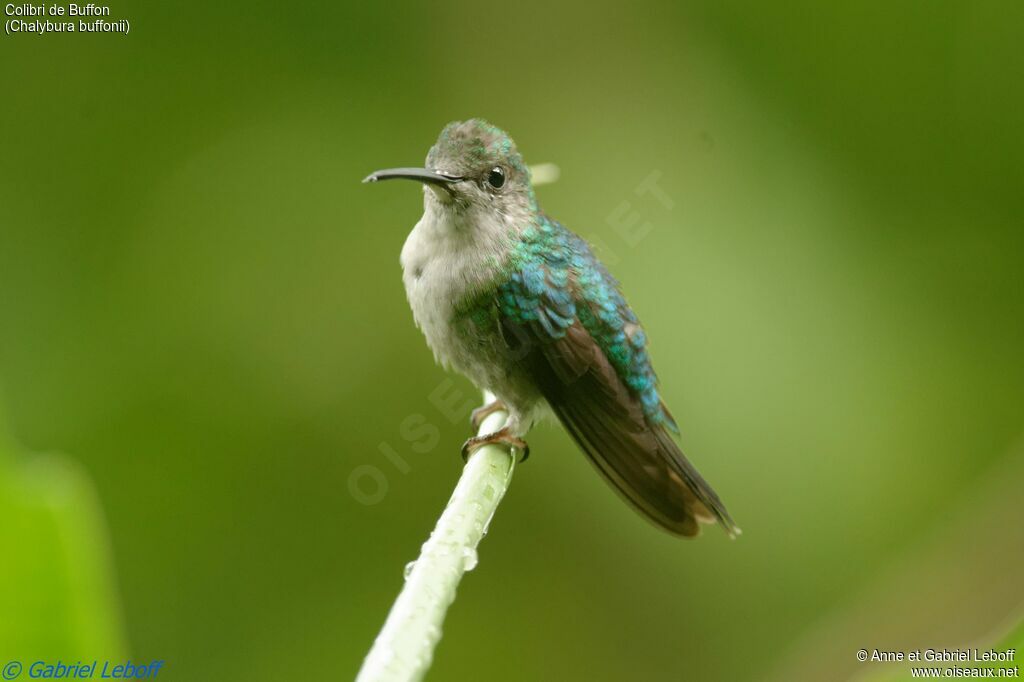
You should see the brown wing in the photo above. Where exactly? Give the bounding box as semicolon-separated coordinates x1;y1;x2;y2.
502;315;739;538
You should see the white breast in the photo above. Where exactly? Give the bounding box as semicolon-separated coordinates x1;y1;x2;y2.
397;197;545;427
401;208;484;368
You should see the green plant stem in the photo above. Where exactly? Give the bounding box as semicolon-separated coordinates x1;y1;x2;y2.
355;392;516;682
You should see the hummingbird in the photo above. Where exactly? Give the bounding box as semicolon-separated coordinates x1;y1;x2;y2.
364;119;739;538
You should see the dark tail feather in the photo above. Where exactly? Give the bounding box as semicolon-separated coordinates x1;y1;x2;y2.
550;397;740;538
654;429;741;538
511;317;739;538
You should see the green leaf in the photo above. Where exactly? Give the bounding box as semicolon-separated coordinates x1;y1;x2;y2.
0;430;126;659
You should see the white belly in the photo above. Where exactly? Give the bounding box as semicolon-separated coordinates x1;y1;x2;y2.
401;216;470;370
398;204;546;431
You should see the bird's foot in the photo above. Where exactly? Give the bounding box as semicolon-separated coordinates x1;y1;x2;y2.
461;427;529;463
469;399;509;432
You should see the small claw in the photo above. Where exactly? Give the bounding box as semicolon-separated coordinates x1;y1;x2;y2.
469;399;508;432
461;427;530;463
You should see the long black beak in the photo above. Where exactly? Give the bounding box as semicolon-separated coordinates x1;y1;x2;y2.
362;167;464;186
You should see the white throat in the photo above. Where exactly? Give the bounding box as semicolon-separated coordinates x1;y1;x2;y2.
399;195;514;366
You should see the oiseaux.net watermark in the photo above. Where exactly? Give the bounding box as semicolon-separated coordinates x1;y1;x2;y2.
855;647;1018;679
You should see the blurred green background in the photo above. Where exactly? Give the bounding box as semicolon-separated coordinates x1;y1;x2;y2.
2;2;1023;680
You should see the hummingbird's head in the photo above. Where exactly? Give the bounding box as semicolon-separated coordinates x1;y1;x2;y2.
364;119;537;221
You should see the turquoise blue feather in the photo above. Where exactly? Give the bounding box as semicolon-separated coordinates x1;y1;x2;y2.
499;213;680;433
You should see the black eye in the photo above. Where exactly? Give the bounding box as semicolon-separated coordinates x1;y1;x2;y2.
486;166;506;189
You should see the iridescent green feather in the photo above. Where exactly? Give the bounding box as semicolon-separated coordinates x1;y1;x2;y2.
499;214;677;431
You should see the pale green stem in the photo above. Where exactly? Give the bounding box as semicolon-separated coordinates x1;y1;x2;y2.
355;392;516;682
